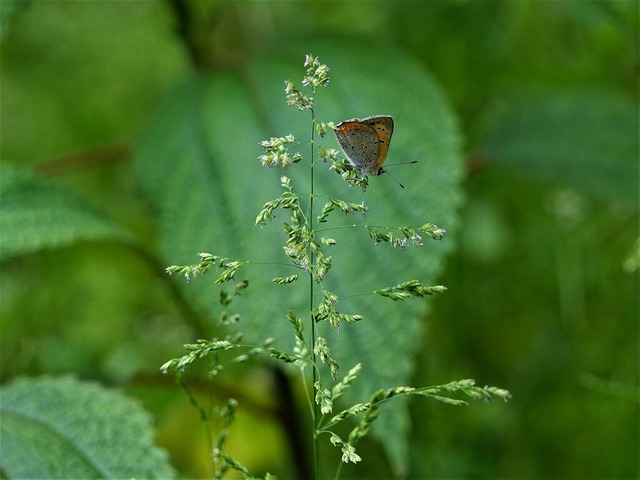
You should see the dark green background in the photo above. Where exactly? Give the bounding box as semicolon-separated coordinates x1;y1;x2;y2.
1;1;637;478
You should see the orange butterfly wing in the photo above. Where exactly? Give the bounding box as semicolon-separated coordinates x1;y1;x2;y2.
364;116;394;173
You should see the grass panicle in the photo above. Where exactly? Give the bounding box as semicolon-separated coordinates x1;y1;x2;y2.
161;54;510;479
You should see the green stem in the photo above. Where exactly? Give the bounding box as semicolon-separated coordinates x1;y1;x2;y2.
316;224;402;232
309;106;319;480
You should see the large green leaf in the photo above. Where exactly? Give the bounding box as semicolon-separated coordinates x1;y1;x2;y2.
0;166;132;262
0;376;175;478
133;40;463;471
483;90;638;205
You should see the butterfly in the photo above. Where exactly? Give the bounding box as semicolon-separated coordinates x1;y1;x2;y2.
333;115;394;176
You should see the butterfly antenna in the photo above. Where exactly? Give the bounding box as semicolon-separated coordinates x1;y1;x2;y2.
384;160;418;167
382;169;406;189
382;160;417;188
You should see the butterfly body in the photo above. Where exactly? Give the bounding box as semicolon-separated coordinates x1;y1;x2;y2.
333;115;394;176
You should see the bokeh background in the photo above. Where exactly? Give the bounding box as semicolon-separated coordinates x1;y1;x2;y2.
1;1;638;478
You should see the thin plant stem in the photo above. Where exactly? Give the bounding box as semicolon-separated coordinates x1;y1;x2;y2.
309;104;319;480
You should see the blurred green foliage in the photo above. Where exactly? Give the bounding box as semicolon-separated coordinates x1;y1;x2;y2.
1;1;637;478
